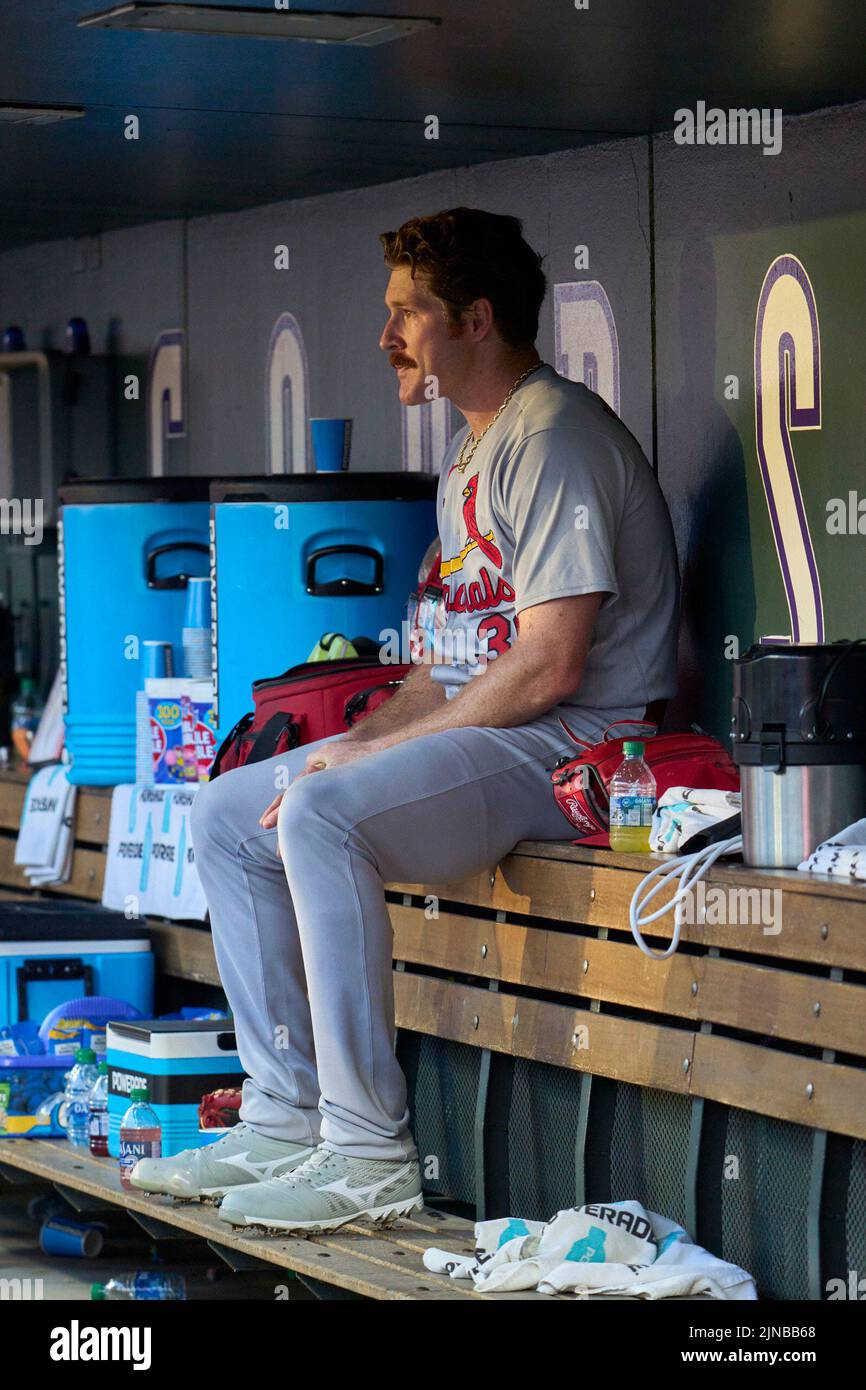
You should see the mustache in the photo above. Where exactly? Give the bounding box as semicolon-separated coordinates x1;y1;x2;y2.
389;353;417;369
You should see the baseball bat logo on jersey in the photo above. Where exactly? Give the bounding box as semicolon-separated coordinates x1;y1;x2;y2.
440;473;504;578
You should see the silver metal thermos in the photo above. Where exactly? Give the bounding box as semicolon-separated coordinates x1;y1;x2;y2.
731;640;866;868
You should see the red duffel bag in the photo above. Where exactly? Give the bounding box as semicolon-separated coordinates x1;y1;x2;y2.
209;655;410;779
551;717;739;847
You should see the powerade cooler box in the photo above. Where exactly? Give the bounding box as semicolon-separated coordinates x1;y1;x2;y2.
0;899;154;1030
107;1019;246;1157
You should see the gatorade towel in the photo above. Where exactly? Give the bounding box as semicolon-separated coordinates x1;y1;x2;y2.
649;787;742;853
101;785;207;921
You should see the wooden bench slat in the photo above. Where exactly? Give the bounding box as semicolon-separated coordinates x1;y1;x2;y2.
390;855;866;971
518;838;866;903
394;970;693;1089
388;904;866;1055
0;834;104;900
0;776;111;845
690;1032;866;1138
147;918;221;984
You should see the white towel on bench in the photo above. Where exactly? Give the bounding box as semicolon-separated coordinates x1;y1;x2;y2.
797;817;866;881
14;764;76;886
423;1200;757;1299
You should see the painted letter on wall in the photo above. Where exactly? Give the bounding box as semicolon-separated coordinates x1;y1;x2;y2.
401;397;452;473
147;329;185;477
266;312;310;474
754;254;824;643
554;281;620;415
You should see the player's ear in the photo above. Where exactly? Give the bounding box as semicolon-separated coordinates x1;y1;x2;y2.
465;297;495;340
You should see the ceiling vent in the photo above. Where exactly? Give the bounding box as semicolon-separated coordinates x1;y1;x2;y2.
0;104;86;126
78;3;440;47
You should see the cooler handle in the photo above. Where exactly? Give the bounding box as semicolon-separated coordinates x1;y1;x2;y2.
807;637;866;739
17;957;94;1022
145;541;209;591
305;545;384;597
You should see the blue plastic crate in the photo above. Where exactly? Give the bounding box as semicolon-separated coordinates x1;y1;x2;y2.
0;1053;68;1138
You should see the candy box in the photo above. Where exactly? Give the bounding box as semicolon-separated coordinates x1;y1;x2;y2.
144;679;217;785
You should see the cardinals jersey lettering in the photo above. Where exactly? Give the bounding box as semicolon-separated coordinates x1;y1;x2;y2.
431;365;679;721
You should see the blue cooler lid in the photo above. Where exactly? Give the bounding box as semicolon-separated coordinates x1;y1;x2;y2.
0;898;149;944
210;472;437;504
59;476;212;505
108;1019;238;1057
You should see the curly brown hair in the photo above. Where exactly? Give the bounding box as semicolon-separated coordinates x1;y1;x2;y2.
379;207;546;348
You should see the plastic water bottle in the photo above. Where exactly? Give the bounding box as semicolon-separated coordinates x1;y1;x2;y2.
10;678;43;761
64;1047;99;1148
608;741;657;853
91;1272;186;1301
88;1061;109;1157
119;1087;162;1190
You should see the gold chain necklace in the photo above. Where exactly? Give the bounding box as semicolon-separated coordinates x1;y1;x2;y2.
452;360;546;475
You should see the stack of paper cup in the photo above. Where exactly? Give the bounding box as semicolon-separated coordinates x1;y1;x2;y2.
182;577;212;680
135;690;152;784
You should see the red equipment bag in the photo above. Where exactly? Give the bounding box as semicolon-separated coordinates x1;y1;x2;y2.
551;717;739;848
209;655;410;779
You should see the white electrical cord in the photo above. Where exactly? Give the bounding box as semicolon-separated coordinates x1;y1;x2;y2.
629;835;743;960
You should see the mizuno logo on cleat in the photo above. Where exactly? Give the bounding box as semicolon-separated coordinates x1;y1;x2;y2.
316;1162;418;1205
214;1148;315;1181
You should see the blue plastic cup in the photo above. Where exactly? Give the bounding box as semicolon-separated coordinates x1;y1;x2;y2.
311;418;352;472
39;1217;104;1258
183;576;210;629
142;640;174;680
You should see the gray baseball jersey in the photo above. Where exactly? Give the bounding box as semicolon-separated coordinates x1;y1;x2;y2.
430;365;680;719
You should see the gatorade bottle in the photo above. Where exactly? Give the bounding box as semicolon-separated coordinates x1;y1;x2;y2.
92;1272;186;1301
608;741;657;853
64;1048;99;1148
88;1061;110;1157
119;1088;162;1190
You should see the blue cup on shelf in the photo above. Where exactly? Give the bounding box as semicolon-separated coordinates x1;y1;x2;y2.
142;640;174;680
183;576;210;630
311;418;352;472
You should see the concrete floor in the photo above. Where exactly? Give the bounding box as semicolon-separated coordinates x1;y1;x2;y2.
0;1189;281;1300
0;1192;155;1300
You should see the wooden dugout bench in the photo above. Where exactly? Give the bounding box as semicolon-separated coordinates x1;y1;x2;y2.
0;766;864;1301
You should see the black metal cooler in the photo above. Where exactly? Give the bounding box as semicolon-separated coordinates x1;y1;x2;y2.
731;640;866;867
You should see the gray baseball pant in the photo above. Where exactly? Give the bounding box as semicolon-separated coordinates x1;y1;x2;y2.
190;704;643;1160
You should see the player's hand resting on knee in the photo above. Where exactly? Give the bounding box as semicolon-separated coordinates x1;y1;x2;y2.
258;740;377;830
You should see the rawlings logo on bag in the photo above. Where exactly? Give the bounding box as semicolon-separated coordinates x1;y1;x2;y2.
552;717;739;848
561;794;603;837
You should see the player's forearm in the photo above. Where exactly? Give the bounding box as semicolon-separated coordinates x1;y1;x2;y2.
345;662;448;742
368;645;574;750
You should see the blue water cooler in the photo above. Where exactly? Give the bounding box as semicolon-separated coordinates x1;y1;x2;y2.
210;474;437;737
59;478;211;785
